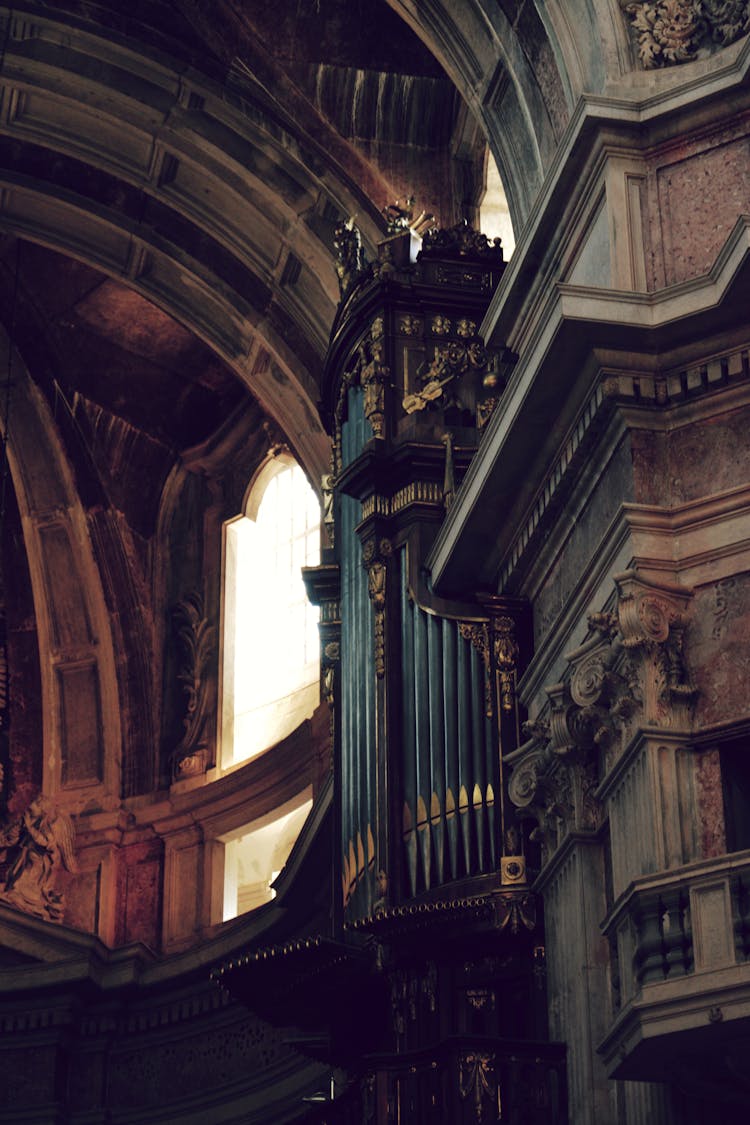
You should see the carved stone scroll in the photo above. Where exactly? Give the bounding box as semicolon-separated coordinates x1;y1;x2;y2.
507;573;696;864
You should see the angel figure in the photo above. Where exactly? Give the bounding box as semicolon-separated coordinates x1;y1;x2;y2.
0;795;77;922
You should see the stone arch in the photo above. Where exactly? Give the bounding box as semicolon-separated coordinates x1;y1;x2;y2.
0;328;123;808
386;0;632;227
0;6;398;484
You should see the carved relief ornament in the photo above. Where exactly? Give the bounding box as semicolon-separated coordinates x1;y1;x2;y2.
333;317;390;474
171;591;217;778
620;0;750;69
507;573;696;862
402;336;488;416
0;793;77;922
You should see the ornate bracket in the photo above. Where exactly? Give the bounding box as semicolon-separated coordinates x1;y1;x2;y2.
614;570;696;728
458;621;492;717
508;573;696;863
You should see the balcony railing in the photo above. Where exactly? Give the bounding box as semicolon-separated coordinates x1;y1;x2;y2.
599;848;750;1079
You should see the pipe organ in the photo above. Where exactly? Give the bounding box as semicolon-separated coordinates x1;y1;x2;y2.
222;222;567;1123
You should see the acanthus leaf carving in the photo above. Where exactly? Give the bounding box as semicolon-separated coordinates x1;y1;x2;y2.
171;591;216;779
508;573;697;864
620;0;749;69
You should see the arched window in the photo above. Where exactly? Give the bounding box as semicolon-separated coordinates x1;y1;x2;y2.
220;455;321;767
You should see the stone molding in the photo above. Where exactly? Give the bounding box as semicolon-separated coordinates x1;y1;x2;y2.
431;211;750;594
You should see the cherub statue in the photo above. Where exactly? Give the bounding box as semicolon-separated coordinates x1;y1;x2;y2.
0;795;77;922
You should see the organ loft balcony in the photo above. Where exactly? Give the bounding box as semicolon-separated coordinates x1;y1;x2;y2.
599;849;750;1093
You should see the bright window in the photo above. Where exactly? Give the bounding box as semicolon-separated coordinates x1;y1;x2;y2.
221;457;320;767
221;789;313;919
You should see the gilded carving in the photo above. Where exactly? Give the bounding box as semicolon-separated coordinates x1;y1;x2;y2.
0;794;77;922
398;314;422;336
402;336;488;415
441;431;455;511
493;890;537;933
364;539;392;679
620;0;749;68
492;615;519;712
334;317;391;470
459;1051;497;1123
333;218;367;295
476;395;499;431
382;196;434;236
420;219;504;263
456;317;477;338
430;313;452;336
459;620;493;717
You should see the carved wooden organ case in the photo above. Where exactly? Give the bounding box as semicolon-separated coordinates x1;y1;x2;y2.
303;225;565;1122
218;225;567;1124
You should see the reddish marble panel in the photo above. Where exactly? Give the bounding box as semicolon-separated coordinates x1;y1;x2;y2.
630;428;669;505
668;406;750;505
695;748;726;859
690;573;750;729
115;839;163;950
655;136;750;287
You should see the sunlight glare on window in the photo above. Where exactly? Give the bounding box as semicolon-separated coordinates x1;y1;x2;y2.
222;461;320;766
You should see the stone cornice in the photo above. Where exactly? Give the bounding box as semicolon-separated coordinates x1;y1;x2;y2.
429;218;750;594
481;34;750;352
